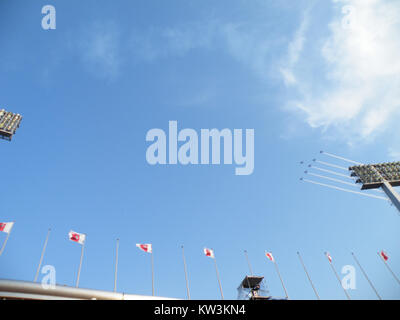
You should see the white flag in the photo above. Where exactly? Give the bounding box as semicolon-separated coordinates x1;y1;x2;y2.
325;252;332;263
0;222;14;234
204;248;215;258
265;251;275;262
68;230;86;245
136;243;152;253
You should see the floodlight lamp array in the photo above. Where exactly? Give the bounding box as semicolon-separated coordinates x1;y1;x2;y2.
349;162;400;189
0;109;22;140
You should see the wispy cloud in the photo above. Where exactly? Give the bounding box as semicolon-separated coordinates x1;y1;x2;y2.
76;22;121;80
129;17;280;74
220;22;278;80
130;22;218;61
68;1;400;159
128;18;279;106
280;14;309;86
282;0;400;146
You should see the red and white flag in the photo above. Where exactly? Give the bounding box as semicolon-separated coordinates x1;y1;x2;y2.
325;252;332;263
68;230;86;245
136;243;152;253
204;248;214;258
0;222;14;234
380;250;389;262
265;252;275;262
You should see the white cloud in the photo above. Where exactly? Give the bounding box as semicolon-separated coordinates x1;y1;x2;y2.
283;0;400;144
118;0;400;156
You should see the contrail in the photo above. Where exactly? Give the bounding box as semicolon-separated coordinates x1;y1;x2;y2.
308;165;355;180
305;171;385;194
305;171;359;188
301;178;389;201
313;159;348;171
320;151;363;165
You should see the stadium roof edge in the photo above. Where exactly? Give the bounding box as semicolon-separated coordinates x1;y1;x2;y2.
0;279;177;300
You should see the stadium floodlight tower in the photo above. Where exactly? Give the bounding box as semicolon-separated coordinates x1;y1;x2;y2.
0;109;22;141
349;162;400;213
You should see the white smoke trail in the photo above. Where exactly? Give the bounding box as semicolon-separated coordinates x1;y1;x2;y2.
320;151;363;165
301;178;389;201
309;165;354;179
313;159;348;171
305;171;358;188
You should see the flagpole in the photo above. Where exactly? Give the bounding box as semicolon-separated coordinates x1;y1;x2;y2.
34;228;51;282
76;240;85;288
0;230;11;257
181;245;191;300
151;250;155;296
297;252;320;300
212;250;224;300
325;252;351;300
114;238;119;292
244;250;253;275
378;252;400;286
272;258;289;299
351;252;382;300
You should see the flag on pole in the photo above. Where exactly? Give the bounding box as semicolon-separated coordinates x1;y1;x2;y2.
136;243;152;253
325;252;332;263
136;243;154;295
265;251;289;299
380;250;389;262
203;247;223;298
0;222;14;234
265;251;275;262
68;230;86;245
377;251;400;286
204;248;215;258
68;230;86;288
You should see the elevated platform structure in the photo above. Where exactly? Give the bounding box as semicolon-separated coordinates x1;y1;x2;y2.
237;275;271;300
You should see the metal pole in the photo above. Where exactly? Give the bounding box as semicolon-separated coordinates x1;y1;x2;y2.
369;166;400;215
377;252;400;286
181;245;191;300
273;260;289;299
213;252;224;300
325;252;351;300
34;228;51;282
297;252;320;300
76;241;85;288
0;231;11;257
381;181;400;215
151;251;155;296
114;239;119;292
351;252;382;300
244;250;253;275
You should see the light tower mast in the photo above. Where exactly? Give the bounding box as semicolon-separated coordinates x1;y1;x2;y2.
349;162;400;213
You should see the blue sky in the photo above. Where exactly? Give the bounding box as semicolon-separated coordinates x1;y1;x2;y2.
1;0;400;299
